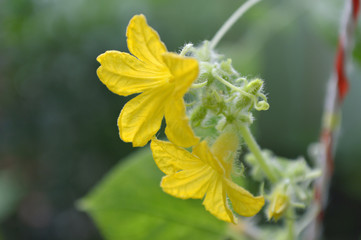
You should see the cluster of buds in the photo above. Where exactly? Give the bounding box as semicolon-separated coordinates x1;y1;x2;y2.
182;41;269;139
184;41;321;225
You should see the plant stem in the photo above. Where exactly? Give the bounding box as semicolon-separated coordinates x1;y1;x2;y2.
212;70;255;100
191;81;208;88
210;0;261;49
286;208;296;240
239;125;278;183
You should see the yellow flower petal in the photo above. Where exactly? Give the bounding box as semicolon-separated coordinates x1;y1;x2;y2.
202;175;235;223
162;52;199;97
127;14;167;67
161;166;212;199
162;52;199;147
267;191;289;221
97;51;171;96
118;86;172;147
211;130;239;177
224;178;265;217
211;130;239;163
193;141;225;175
164;98;199;148
151;138;203;175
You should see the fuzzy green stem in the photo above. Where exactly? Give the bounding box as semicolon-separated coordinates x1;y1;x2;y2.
191;81;208;88
180;43;193;56
239;125;278;183
212;70;255;100
210;0;261;49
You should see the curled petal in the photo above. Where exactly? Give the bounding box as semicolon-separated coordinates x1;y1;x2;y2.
211;130;239;163
97;51;170;96
118;86;172;147
162;52;199;96
211;130;239;177
224;178;265;217
151;138;204;175
164;98;199;148
202;175;235;223
127;14;167;67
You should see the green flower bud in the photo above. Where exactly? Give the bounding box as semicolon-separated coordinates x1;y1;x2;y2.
202;88;226;114
245;78;263;94
220;59;236;75
191;106;207;127
267;189;289;221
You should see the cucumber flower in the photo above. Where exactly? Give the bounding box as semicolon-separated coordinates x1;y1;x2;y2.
267;186;289;221
151;132;264;223
97;15;199;147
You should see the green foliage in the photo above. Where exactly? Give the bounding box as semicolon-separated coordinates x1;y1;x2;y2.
78;149;227;240
0;171;23;222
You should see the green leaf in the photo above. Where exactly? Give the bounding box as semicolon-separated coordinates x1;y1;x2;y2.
78;148;227;240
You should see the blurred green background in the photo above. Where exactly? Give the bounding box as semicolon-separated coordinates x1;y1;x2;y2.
1;0;360;239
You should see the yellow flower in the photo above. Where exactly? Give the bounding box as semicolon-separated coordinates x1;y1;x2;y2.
96;15;199;147
267;189;289;221
150;131;264;223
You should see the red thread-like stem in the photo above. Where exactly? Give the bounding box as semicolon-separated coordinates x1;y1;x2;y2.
306;0;360;239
